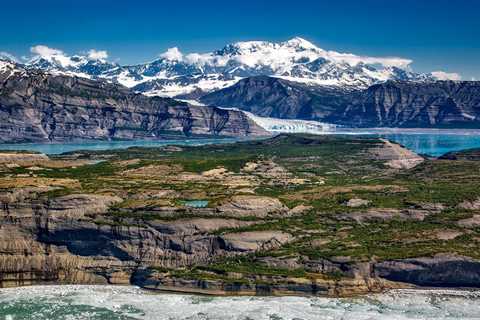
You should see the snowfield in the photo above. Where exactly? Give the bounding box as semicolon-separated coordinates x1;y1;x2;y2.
2;37;460;97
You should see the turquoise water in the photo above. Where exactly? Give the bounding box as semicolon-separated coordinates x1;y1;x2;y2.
0;138;239;155
306;128;480;157
377;132;480;157
339;129;480;157
0;286;479;320
182;200;209;208
0;130;480;157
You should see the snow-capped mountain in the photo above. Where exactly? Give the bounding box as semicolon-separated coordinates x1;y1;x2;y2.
0;59;27;80
10;37;450;97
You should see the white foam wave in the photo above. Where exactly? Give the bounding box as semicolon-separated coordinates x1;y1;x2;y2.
1;286;480;320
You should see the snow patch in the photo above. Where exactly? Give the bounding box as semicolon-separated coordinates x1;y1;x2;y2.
20;38;451;97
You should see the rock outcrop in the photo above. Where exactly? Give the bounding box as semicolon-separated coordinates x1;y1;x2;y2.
370;139;424;169
201;76;480;128
200;76;351;120
0;134;479;296
375;255;480;287
342;80;480;128
218;195;288;218
0;62;267;143
221;231;292;251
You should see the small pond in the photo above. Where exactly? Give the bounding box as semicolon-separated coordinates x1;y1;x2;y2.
181;200;209;208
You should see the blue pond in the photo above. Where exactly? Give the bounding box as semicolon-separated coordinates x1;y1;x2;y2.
0;130;480;157
181;200;209;208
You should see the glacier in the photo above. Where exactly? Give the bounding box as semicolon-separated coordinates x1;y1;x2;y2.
244;111;338;134
179;99;338;134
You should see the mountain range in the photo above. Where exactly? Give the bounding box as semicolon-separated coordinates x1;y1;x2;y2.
0;60;266;142
0;38;479;142
17;38;449;97
201;76;480;127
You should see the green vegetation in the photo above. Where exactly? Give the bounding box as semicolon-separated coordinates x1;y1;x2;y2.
3;133;480;284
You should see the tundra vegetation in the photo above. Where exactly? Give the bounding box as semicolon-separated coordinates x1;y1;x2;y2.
1;134;480;296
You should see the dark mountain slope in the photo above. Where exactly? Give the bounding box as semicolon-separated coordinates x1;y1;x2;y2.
201;76;480;128
0;61;267;143
200;76;352;120
341;80;480;127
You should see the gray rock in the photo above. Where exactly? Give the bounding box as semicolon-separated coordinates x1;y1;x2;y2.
345;198;371;208
374;254;480;287
221;231;292;252
0;64;268;143
457;215;480;228
458;199;480;210
218;195;288;218
201;76;480;128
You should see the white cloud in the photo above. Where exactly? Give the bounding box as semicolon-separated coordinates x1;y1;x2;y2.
30;45;77;68
30;45;64;58
431;71;462;81
160;47;183;61
325;51;413;68
87;49;108;60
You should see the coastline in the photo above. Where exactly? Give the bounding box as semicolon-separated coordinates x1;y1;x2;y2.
3;282;480;298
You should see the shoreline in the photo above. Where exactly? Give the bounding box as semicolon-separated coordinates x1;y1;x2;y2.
1;129;480;158
1;283;480;299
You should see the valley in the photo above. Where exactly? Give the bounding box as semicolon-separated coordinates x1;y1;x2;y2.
1;134;480;296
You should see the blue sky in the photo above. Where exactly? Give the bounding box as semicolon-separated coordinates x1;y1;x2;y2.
1;0;479;79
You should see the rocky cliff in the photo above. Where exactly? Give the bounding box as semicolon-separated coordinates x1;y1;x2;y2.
342;80;480;127
1;135;480;295
0;61;267;143
201;76;480;128
200;76;350;120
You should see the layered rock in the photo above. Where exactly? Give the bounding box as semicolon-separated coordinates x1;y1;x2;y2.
375;254;480;287
0;63;267;142
200;76;351;120
342;80;480;127
201;76;480;128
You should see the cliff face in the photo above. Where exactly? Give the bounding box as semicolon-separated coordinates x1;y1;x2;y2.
0;188;395;295
200;76;350;120
0;63;267;143
201;76;480;128
1;134;480;296
341;81;480;127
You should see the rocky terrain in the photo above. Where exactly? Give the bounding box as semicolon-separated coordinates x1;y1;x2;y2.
200;76;350;120
1;134;480;296
341;80;480;127
17;37;436;97
201;76;480;128
0;60;267;143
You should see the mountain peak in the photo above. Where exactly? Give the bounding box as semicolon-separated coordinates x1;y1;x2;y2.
283;37;318;50
0;60;15;70
17;38;455;97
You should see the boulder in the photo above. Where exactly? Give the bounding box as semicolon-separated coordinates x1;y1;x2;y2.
345;198;371;208
218;195;288;217
457;215;480;228
221;231;292;252
458;198;480;210
48;194;123;219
